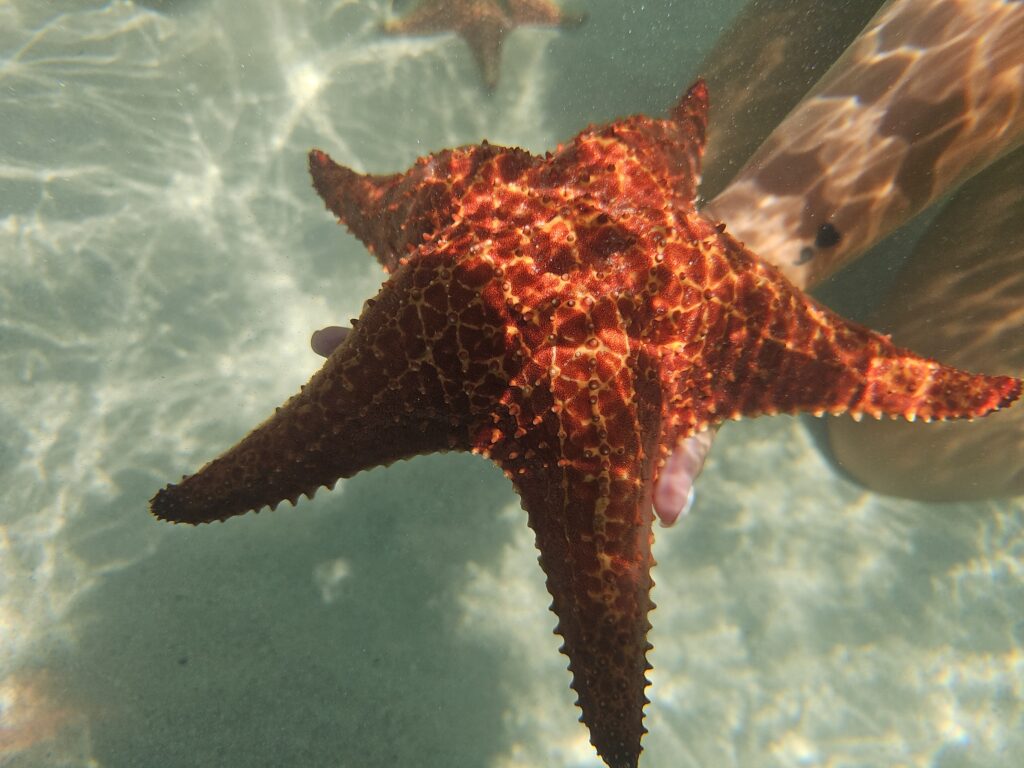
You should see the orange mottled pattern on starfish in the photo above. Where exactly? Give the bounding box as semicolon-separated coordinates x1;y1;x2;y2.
708;0;1024;288
309;143;530;272
152;80;1021;768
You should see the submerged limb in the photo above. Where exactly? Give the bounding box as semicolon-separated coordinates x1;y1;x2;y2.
653;429;716;527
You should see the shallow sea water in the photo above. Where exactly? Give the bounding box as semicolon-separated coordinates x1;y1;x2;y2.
0;1;1021;767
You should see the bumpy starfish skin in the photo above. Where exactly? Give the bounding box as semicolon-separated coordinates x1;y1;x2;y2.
383;0;584;90
151;82;1021;768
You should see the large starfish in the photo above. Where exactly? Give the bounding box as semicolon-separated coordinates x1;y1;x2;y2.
382;0;585;90
150;82;1020;768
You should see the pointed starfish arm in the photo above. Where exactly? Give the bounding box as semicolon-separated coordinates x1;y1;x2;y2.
514;464;655;768
150;355;452;525
382;1;585;90
309;146;531;272
149;257;509;524
559;80;708;212
487;349;663;768
672;229;1022;425
384;2;511;91
463;18;504;91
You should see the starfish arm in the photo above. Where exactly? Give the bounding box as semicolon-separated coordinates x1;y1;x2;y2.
486;345;663;768
664;78;710;205
309;147;531;271
150;351;456;524
656;220;1022;432
150;250;514;524
731;258;1022;424
461;13;506;91
382;1;513;90
552;80;708;214
829;143;1024;500
309;150;406;271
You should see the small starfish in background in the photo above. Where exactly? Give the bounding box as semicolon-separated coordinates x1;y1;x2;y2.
151;80;1020;767
383;0;586;90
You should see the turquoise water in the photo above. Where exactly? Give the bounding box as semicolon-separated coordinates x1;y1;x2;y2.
1;1;1021;766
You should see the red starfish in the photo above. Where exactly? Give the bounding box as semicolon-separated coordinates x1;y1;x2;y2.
150;82;1020;768
383;0;585;90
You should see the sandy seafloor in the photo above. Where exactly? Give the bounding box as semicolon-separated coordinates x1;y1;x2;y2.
0;1;1021;766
